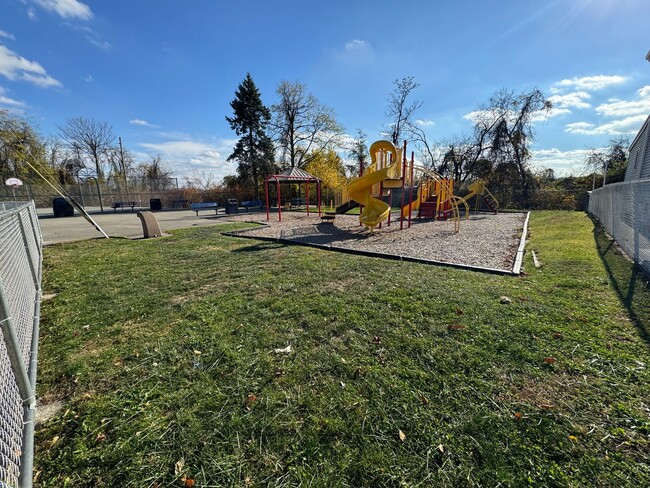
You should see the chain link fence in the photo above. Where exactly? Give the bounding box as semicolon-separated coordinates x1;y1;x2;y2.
588;179;650;275
0;201;42;488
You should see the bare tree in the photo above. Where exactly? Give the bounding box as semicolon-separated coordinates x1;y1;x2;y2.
346;129;369;176
272;80;344;169
0;109;45;179
465;88;550;203
385;76;422;146
185;169;217;189
585;135;630;186
133;155;175;191
59;117;115;180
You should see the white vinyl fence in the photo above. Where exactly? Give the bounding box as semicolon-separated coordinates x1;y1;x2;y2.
0;202;42;488
588;179;650;275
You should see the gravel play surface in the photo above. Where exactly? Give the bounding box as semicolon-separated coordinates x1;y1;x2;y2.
222;210;528;273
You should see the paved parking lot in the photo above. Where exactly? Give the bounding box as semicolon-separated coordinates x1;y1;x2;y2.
37;207;260;245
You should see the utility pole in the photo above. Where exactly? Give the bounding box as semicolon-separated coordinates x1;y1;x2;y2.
119;137;130;200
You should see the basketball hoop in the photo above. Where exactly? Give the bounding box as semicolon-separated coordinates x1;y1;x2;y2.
5;177;23;201
5;177;23;189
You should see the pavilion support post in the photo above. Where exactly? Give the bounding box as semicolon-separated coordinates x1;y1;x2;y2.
276;178;282;222
265;176;270;221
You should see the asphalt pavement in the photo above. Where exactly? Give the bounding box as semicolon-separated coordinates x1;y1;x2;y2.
37;206;242;245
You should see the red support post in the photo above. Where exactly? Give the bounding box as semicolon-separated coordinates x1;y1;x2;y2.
265;176;270;221
317;179;321;216
408;151;414;228
400;140;407;230
276;178;282;222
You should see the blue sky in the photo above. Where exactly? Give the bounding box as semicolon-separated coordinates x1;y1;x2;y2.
1;0;649;181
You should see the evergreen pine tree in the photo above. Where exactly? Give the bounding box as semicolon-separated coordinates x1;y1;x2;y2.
226;73;275;197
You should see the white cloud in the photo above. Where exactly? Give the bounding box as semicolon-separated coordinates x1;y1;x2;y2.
548;91;591;109
32;0;93;20
0;30;15;40
130;119;158;128
553;75;627;92
465;107;568;124
0;87;25;107
595;86;650;117
415;119;435;127
531;147;594;175
84;74;92;82
0;45;62;88
138;139;238;181
565;114;647;135
27;8;37;20
530;107;571;122
87;37;111;50
344;39;369;51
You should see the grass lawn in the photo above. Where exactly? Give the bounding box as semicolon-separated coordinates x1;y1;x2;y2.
35;212;649;487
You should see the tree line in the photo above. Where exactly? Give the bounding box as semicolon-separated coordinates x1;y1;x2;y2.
1;73;631;209
224;73;630;209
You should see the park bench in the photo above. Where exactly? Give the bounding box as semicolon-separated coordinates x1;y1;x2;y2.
172;199;188;208
241;199;263;211
190;202;220;216
111;201;137;212
290;198;306;208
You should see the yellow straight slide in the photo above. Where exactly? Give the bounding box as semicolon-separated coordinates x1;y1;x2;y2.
346;140;401;229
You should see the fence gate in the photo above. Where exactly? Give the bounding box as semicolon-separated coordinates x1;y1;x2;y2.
0;202;42;488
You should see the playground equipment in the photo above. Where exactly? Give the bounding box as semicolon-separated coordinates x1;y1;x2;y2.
335;140;462;232
343;140;401;229
453;179;499;219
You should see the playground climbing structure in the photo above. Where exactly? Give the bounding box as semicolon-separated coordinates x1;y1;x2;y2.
335;140;463;232
452;179;499;219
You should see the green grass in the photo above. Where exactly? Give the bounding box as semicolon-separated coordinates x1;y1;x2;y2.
35;213;650;487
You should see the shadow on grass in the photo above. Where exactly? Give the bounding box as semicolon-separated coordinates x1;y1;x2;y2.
230;240;286;253
592;215;650;346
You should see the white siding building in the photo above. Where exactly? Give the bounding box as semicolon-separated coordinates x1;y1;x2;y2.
624;114;650;181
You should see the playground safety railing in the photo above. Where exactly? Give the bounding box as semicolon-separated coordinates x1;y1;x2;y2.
0;201;42;488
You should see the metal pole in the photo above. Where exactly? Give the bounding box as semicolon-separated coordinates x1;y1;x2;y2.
18;286;41;488
306;181;310;216
0;285;34;406
119;137;130;201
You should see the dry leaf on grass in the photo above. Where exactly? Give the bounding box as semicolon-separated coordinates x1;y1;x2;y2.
274;345;292;354
543;357;557;365
181;475;195;487
174;459;185;477
398;430;406;442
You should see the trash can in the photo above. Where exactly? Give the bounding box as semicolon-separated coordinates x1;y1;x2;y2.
149;198;162;211
226;198;238;214
53;197;74;217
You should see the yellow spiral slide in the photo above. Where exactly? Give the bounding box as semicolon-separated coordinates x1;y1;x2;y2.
346;140;402;229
